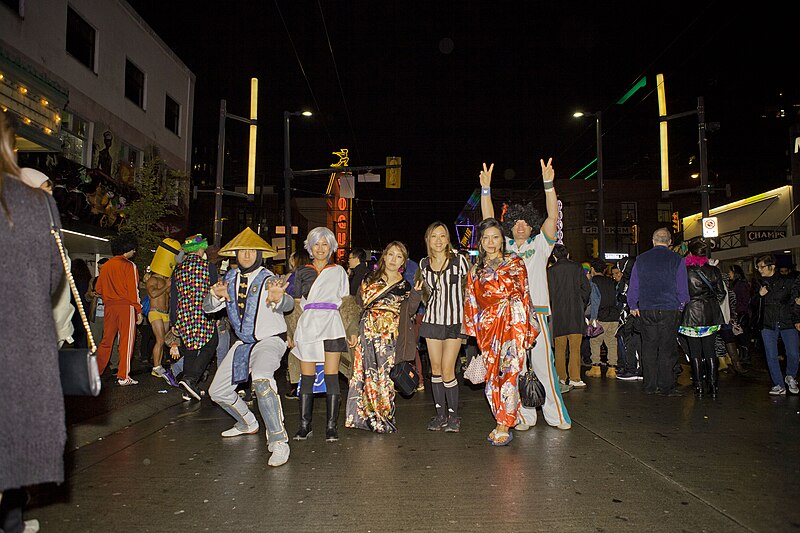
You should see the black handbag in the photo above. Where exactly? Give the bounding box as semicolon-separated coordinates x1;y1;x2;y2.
390;361;420;397
518;350;545;408
45;197;102;396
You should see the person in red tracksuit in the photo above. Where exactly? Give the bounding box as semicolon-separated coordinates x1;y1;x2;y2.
95;233;143;385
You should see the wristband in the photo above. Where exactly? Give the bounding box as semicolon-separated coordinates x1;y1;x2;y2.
481;187;491;196
543;180;554;190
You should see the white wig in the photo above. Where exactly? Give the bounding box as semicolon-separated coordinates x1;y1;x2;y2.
304;226;337;259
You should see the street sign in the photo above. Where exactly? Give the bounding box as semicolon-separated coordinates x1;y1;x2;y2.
702;216;719;238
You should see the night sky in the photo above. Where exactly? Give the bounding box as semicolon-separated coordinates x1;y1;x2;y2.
127;1;797;258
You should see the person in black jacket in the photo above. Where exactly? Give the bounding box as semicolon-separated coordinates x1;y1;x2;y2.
678;240;725;398
547;244;590;389
755;254;800;395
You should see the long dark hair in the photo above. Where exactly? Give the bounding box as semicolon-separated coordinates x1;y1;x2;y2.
475;218;506;271
729;264;746;283
367;241;408;285
0;112;20;225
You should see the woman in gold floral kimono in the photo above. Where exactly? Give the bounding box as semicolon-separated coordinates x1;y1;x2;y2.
345;241;420;433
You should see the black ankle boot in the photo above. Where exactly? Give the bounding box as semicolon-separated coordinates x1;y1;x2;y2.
293;393;314;440
705;357;719;399
325;393;341;442
690;358;705;397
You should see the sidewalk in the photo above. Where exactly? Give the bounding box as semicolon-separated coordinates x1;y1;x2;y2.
64;356;186;452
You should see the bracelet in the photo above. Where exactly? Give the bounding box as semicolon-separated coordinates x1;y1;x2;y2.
481;187;491;196
543;180;554;190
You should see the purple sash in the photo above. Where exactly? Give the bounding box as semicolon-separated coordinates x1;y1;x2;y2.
304;302;339;310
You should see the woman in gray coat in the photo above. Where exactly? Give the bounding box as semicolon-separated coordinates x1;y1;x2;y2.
0;113;66;533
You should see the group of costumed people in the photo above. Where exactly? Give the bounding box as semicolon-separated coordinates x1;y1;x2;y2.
108;156;569;473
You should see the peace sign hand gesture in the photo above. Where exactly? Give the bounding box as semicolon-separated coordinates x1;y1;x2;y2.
540;157;554;183
480;163;494;188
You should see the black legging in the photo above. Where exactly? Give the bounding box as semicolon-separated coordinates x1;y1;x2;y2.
685;333;717;363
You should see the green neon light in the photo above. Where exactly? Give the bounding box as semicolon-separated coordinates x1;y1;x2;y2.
583;169;598;180
569;158;598;180
617;76;647;105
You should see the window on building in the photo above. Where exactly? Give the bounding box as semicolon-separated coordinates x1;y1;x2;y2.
620;201;638;224
584;201;598;224
66;6;96;71
125;59;145;108
1;0;21;16
165;94;180;135
657;202;672;223
58;111;89;165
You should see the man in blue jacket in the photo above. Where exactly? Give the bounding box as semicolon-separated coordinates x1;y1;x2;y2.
627;228;689;396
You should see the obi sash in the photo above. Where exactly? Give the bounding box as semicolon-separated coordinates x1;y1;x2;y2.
225;268;270;384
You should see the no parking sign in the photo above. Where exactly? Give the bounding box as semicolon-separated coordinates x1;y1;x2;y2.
702;217;719;238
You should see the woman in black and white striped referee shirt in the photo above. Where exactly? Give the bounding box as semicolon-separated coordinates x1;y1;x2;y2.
415;221;470;433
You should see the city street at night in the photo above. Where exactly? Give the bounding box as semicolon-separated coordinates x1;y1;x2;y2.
27;360;800;532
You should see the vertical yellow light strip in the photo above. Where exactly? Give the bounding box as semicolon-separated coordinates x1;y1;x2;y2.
657;73;669;192
247;77;258;195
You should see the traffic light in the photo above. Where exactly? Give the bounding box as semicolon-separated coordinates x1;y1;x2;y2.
631;224;639;244
592;238;598;258
671;211;682;233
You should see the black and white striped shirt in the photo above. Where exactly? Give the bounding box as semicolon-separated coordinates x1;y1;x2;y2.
420;252;470;326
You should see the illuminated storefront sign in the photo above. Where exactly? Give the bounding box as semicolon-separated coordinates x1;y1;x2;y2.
327;149;351;261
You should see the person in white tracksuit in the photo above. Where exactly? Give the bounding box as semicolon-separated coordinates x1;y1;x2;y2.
478;158;572;431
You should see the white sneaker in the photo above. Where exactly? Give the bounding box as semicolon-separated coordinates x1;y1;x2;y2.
268;441;290;467
554;421;572;430
571;380;587;388
221;420;260;438
769;385;786;396
23;519;40;533
785;375;799;395
117;377;138;386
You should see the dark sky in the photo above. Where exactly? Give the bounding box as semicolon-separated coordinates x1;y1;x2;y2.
127;1;797;258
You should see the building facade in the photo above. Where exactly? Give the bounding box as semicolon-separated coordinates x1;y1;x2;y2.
1;0;195;255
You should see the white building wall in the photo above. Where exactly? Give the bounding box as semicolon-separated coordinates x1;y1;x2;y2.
0;0;194;172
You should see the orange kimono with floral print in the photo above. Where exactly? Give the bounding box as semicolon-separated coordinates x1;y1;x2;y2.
464;254;538;427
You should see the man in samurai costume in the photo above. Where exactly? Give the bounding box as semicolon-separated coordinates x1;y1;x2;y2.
204;227;294;467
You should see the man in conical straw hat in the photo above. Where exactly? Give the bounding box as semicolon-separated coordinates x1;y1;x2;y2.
203;227;293;467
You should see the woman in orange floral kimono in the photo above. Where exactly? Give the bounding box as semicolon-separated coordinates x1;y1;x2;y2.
464;218;538;446
345;242;420;433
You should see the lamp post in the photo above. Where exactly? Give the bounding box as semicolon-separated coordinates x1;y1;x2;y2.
574;110;605;260
212;78;259;248
283;110;312;268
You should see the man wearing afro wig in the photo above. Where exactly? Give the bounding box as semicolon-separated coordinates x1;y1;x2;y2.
479;158;571;431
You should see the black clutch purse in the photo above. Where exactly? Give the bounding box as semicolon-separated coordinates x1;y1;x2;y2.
45;197;101;397
390;361;420;397
518;351;545;408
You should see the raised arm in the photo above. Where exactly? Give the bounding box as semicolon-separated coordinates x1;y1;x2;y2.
540;158;557;238
479;162;495;220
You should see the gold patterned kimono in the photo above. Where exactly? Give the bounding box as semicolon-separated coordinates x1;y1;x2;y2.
345;277;411;433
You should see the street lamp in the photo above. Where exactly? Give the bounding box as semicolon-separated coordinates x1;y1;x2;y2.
212;78;259;248
573;110;605;260
283;110;313;268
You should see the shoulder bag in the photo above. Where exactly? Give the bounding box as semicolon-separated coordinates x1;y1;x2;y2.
696;269;730;324
390;361;420;397
44;197;102;396
518;349;546;408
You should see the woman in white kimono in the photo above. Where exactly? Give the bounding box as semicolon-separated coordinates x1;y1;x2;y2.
291;227;353;441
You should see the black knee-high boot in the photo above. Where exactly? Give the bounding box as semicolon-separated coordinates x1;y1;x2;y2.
705;356;719;399
691;357;705;397
293;376;315;440
324;374;340;442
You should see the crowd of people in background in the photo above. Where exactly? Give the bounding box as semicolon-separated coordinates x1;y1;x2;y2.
3;102;800;531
